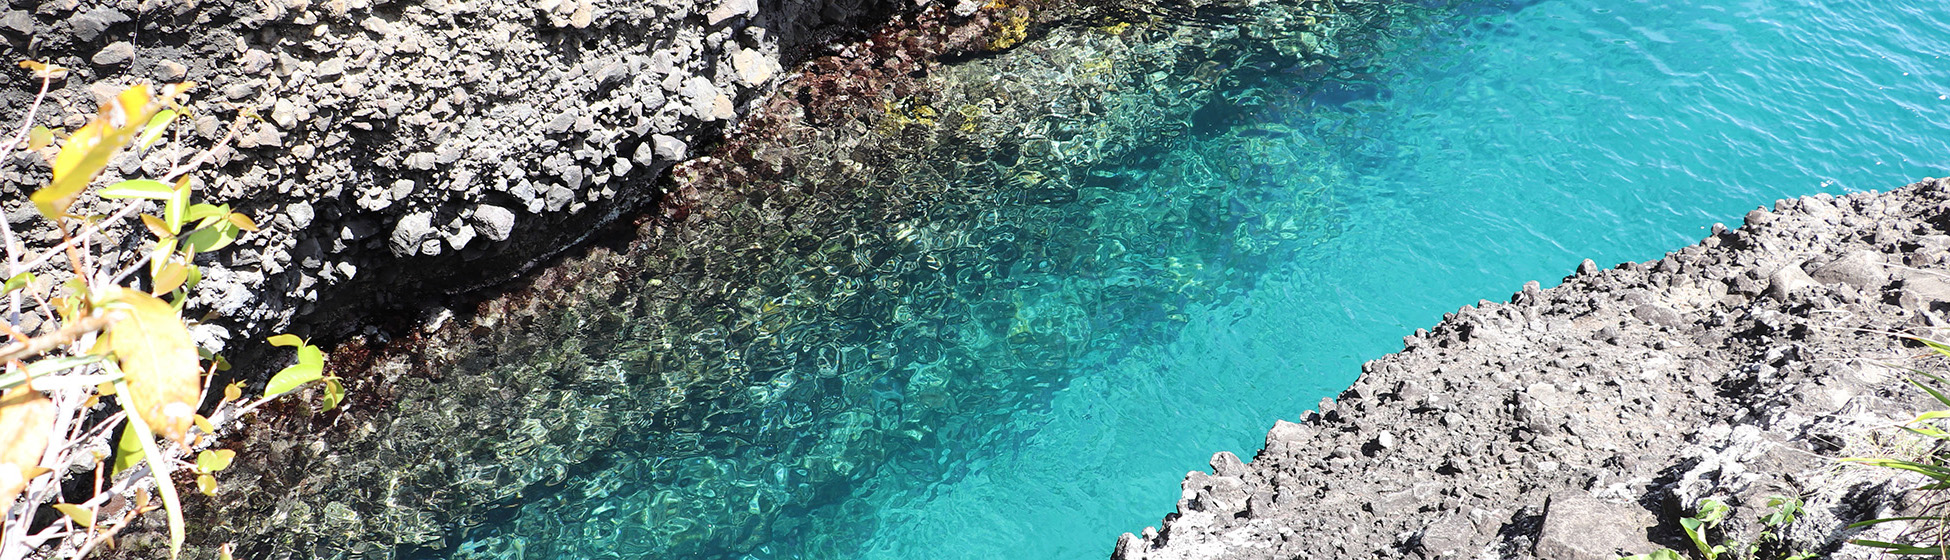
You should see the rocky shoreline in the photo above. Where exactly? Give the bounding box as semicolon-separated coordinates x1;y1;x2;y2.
1113;181;1950;559
0;0;988;358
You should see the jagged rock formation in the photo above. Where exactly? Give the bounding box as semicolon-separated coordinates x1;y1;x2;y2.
0;0;953;351
1114;180;1950;559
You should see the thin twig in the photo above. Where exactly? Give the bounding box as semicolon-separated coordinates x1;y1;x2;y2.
0;314;110;365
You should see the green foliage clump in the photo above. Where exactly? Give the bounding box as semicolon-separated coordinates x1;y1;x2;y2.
1623;496;1812;560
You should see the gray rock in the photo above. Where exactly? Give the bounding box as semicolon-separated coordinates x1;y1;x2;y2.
67;7;127;42
286;201;315;229
1766;263;1818;301
1;11;35;34
705;0;757;25
652;134;687;160
1534;492;1659;560
468;204;516;241
1416;515;1480;559
1811;250;1889;291
389;212;436;256
90;41;134;66
543;185;575;212
1631;304;1684;328
731;48;778;86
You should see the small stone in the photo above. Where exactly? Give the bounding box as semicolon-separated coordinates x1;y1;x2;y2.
91;41;134;66
1375;431;1395;449
468;204;515;241
0;11;33;34
709;94;736;121
1577;259;1597;275
595;61;627;87
705;0;756;25
285;201;314;229
544;111;576;135
1766;263;1818;301
156;60;188;81
543;185;574;212
730;48;777;86
1629;304;1684;328
67;7;127;42
443;224;476;250
651;134;686;161
389;212;435;256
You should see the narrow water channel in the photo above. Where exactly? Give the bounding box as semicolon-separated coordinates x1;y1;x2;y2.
424;1;1950;558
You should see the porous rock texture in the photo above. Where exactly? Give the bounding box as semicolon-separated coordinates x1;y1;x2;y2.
0;0;954;351
1115;179;1950;559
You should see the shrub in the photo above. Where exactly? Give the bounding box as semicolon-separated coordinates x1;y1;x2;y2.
0;60;337;560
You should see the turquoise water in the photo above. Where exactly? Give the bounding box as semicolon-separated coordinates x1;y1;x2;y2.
856;0;1950;558
447;1;1950;558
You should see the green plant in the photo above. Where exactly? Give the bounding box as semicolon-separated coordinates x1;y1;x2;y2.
0;61;339;560
1843;335;1950;557
1622;496;1813;560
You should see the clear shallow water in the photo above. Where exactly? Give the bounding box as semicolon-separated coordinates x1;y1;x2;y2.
855;0;1950;558
445;1;1950;558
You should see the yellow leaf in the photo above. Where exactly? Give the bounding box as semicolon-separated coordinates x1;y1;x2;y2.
17;60;67;80
27;126;52;150
223;382;241;402
195;473;216;496
34;85;160;220
151;262;189;296
139;214;170;238
106;288;201;444
0;385;53;514
191;414;214;434
226;212;258;232
52;503;95;528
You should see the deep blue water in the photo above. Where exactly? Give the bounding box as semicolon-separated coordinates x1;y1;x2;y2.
455;1;1950;558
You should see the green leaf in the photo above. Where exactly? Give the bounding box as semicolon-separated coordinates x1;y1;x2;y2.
137;109;178;150
98;179;175;200
51;503;94;528
1762;496;1802;527
164;178;189;235
321;377;345;411
1842;457;1950;482
267;334;304;347
3;272;34;294
195;449;235;472
1847;515;1946;529
1694;498;1730;525
117;390;185;559
195;473;216;496
1619;549;1684;560
262;344;324;398
111;420;144;476
182;203;227;227
1851;539;1950;555
1908;377;1950;409
182;220;240;253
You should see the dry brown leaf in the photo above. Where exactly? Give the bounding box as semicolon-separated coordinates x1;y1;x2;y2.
108;288;201;443
0;384;53;514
